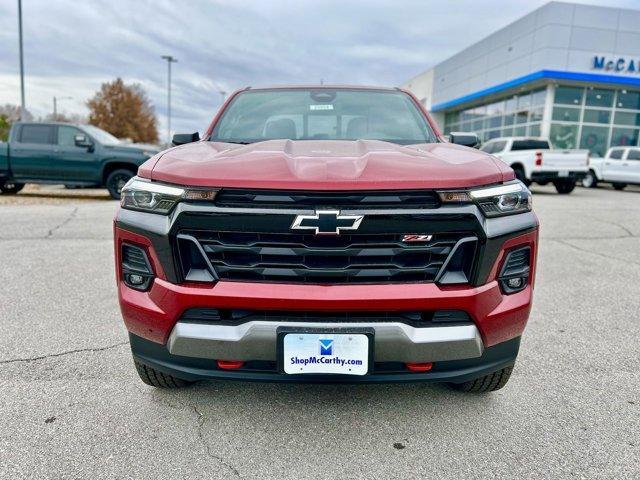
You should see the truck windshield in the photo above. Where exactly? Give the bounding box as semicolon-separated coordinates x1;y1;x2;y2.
210;89;437;145
82;125;121;145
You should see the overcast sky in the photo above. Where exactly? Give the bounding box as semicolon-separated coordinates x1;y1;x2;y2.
0;0;637;140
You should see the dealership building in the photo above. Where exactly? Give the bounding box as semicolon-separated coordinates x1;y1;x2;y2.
402;1;640;156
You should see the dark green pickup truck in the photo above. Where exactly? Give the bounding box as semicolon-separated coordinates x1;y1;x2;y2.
0;122;159;199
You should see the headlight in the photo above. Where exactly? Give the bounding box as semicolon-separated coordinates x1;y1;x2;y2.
470;181;531;217
121;178;185;214
120;177;219;214
438;180;532;218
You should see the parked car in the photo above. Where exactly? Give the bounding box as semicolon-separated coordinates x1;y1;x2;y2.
481;137;589;194
582;146;640;190
115;85;539;393
0;122;159;199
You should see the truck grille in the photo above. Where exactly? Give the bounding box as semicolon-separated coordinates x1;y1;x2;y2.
179;231;474;284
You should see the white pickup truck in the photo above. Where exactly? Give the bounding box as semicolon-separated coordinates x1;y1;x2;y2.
480;137;590;194
582;146;640;190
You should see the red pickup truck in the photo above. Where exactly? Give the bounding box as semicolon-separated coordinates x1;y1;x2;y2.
114;86;538;393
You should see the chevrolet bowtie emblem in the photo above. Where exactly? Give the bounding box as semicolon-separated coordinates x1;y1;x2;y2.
291;210;364;235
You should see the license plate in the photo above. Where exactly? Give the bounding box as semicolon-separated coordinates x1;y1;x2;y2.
558;170;569;177
281;332;370;375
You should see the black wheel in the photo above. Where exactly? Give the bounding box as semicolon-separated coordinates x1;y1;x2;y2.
450;366;513;393
134;359;193;388
0;182;25;195
612;183;626;191
513;167;530;186
581;170;598;188
105;169;134;200
553;179;576;194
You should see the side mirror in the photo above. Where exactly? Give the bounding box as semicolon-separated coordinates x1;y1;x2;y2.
449;132;481;149
74;133;93;149
172;132;200;146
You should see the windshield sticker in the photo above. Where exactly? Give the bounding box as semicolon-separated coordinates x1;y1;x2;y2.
310;104;334;111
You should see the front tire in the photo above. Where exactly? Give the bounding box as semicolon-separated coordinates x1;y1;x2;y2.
0;182;25;195
134;360;193;388
581;171;598;188
449;366;513;393
553;179;576;194
612;183;626;191
105;169;134;200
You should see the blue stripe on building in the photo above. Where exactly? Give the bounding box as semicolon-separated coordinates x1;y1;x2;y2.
431;70;640;112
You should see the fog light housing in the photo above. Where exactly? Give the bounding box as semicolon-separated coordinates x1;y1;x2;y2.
121;244;154;291
498;246;531;294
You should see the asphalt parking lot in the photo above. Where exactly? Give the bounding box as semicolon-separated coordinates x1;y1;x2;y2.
0;184;638;479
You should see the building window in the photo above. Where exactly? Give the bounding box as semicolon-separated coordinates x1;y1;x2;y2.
442;88;545;140
529;124;541;137
554;86;583;106
613;111;640;127
549;85;640;155
616;90;640;110
583;109;611;124
442;85;640;153
529;108;543;123
579;125;609;157
513;126;526;136
550;124;578;149
611;127;639;147
552;106;580;122
585;88;614;108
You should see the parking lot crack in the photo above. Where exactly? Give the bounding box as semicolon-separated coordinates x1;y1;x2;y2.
192;405;241;477
550;238;640;267
587;217;635;238
0;341;128;364
557;234;640;241
45;206;78;239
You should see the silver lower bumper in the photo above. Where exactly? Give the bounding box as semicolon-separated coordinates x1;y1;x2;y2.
167;321;484;363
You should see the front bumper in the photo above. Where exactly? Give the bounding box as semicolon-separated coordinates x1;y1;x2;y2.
131;333;521;384
168;320;483;363
531;171;586;183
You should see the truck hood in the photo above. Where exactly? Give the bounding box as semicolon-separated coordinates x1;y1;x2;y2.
145;139;513;190
104;144;156;156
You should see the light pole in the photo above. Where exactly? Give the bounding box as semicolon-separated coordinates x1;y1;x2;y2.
219;90;227;102
161;55;177;144
53;96;72;119
17;0;26;120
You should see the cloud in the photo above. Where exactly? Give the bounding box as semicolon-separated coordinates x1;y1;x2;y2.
1;0;638;139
